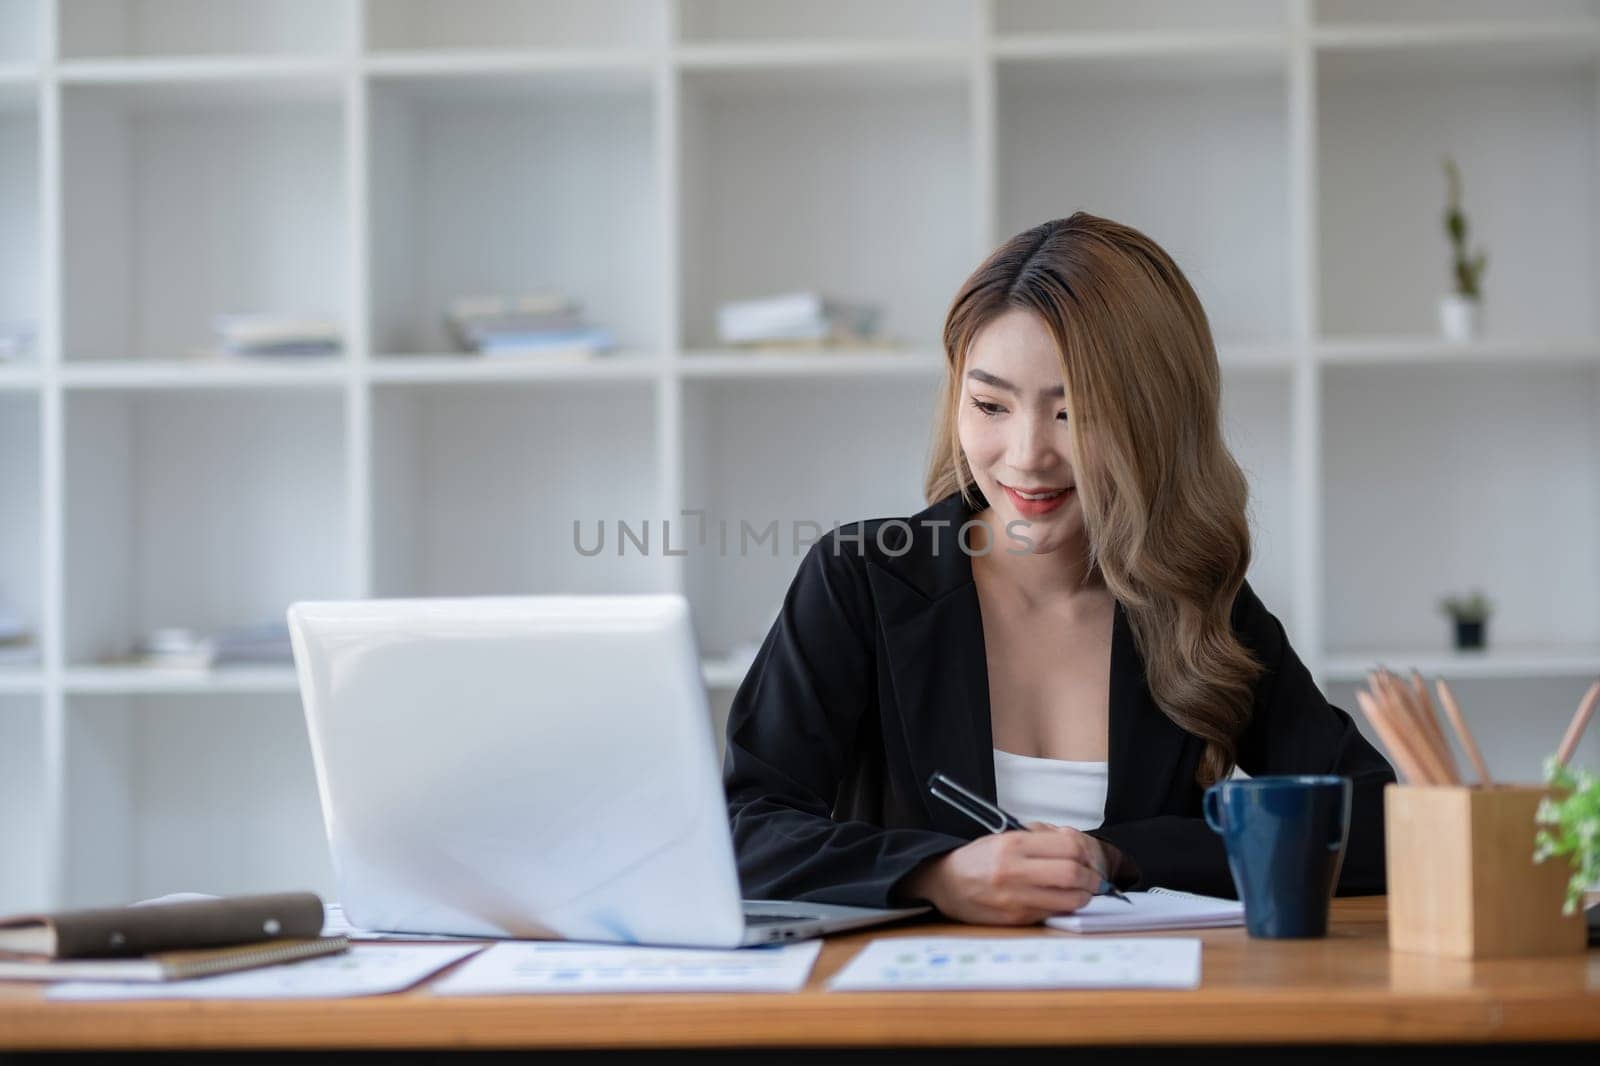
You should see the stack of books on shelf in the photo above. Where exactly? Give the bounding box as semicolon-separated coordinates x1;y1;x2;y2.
0;321;34;362
716;292;883;349
0;601;35;667
211;314;342;358
123;621;293;671
444;293;615;358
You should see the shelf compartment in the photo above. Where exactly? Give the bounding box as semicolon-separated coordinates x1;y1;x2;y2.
63;390;349;669
678;64;974;351
369;69;659;359
1321;362;1600;655
995;0;1288;35
1326;673;1600;785
990;30;1286;68
56;55;346;86
362;49;656;78
1317;45;1598;339
1314;23;1600;78
0;669;41;692
996;56;1290;348
678;0;971;44
674;40;970;72
368;350;663;384
58;0;352;59
62;693;333;907
0;697;47;913
63;664;301;694
0;366;39;390
60;359;349;389
0;83;37;367
366;0;664;54
680;375;941;659
1317;337;1600;369
700;651;755;691
1323;645;1600;682
1315;0;1600;30
371;381;670;599
61;80;348;363
1222;370;1297;627
0;394;40;671
678;348;944;379
0;0;43;62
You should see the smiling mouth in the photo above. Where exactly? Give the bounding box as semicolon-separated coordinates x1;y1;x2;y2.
1003;483;1072;501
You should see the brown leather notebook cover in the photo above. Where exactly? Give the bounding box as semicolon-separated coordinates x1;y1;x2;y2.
0;893;326;959
0;936;350;982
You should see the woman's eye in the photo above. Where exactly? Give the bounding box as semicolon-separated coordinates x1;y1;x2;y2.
1057;411;1069;422
970;398;1003;417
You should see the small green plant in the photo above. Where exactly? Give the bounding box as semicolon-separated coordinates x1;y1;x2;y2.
1443;157;1488;299
1438;589;1492;623
1534;757;1600;915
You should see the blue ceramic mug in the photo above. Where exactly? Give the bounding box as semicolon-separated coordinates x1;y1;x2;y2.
1202;775;1352;939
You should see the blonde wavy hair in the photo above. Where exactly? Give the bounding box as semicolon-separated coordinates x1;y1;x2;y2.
925;213;1263;788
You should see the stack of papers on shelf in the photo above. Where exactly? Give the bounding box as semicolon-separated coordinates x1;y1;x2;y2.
127;627;213;670
0;602;35;666
213;314;342;357
444;293;616;357
827;936;1203;991
210;621;294;666
716;292;882;347
1045;888;1244;934
122;621;294;670
0;321;35;361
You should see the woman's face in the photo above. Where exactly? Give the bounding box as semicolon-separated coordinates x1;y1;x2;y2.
957;308;1085;555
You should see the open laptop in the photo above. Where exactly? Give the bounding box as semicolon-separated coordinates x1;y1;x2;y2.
287;595;927;948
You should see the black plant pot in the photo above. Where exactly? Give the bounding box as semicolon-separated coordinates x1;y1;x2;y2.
1453;619;1486;651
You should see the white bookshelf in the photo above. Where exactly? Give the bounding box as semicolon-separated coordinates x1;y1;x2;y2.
1;0;1597;911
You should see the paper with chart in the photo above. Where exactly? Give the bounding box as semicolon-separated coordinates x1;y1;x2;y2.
47;944;484;1001
827;936;1202;991
430;940;823;995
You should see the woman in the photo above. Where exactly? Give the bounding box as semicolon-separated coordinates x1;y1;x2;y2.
722;213;1394;926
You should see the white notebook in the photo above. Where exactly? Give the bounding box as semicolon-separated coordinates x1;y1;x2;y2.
1045;887;1243;934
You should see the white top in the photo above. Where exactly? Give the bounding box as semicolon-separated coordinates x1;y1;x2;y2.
992;748;1109;832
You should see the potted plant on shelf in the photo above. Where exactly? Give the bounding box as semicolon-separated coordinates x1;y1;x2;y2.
1440;156;1488;342
1438;589;1492;651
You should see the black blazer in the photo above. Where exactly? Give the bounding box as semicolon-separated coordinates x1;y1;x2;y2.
722;489;1396;908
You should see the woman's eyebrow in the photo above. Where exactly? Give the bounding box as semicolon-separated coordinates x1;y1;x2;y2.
966;368;1066;399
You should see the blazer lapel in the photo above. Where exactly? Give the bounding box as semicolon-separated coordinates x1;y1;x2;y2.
867;494;996;837
1102;600;1197;823
870;489;1199;835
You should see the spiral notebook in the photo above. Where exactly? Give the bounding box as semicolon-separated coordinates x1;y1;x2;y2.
1045;887;1244;934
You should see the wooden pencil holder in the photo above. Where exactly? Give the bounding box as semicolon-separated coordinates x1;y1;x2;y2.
1384;783;1586;959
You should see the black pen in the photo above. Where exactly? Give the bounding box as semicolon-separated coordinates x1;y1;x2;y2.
927;770;1131;903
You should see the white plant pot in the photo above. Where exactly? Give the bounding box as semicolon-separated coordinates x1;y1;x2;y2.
1439;294;1481;342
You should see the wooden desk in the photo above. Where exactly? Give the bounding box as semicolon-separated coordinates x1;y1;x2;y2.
0;898;1596;1056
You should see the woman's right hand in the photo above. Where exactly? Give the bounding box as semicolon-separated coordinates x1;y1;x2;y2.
897;825;1104;925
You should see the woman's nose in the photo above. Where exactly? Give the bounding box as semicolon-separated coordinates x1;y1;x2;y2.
1006;411;1060;471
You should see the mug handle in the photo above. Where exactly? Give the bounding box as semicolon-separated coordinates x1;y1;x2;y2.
1329;777;1354;851
1202;784;1226;834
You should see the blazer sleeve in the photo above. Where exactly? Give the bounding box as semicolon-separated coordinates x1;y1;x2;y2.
1088;581;1397;898
722;534;968;908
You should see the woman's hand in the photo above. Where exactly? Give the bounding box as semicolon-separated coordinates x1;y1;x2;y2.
898;824;1113;925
